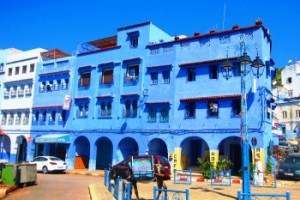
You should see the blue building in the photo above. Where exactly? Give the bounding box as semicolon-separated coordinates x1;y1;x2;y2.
25;21;274;173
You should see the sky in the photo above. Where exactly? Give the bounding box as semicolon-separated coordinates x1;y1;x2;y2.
1;0;300;68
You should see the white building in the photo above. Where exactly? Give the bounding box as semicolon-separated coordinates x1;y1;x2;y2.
273;62;300;138
0;48;46;163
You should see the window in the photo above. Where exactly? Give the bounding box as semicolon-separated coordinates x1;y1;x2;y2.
208;101;219;116
99;102;112;117
282;111;288;119
162;71;170;84
286;77;292;84
18;85;24;96
40;82;46;92
47;81;53;92
4;88;9;98
185;102;196;119
148;107;157;122
54;80;61;91
187;68;196;82
130;36;139;48
210;65;219;79
124;100;138;118
23;112;29;125
34;111;39;122
102;68;113;84
288;90;293;97
50;111;56;121
232;99;241;115
1;113;7;125
59;110;66;122
126;65;139;81
26;84;32;95
30;63;35;72
78;103;89;118
62;79;69;90
151;72;158;84
80;72;91;87
0;63;4;72
8;114;13;125
11;86;17;97
160;107;169;123
22;65;27;74
41;111;46;121
15;66;20;75
296;110;300;118
15;112;21;125
8;68;12;76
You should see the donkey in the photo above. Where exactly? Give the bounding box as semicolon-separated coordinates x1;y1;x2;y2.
109;162;168;200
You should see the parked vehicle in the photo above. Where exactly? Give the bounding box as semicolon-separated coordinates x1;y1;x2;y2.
277;153;300;179
30;156;67;174
113;155;171;180
278;141;294;153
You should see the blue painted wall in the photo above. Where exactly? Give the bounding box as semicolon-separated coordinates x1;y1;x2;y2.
28;21;274;171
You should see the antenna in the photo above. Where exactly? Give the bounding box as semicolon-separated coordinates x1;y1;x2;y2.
222;3;226;30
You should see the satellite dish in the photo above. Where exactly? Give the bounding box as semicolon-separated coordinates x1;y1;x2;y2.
272;80;277;85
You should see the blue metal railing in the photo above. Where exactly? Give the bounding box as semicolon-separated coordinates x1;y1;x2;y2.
237;191;290;200
122;180;132;200
104;169;132;200
173;169;192;185
153;186;189;200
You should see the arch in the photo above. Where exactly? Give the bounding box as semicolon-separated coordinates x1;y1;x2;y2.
16;135;27;163
148;138;168;158
117;137;138;161
180;136;209;168
218;136;252;175
95;137;113;170
74;136;90;169
0;135;11;161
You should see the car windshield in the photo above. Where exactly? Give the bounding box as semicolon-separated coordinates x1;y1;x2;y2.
279;142;288;146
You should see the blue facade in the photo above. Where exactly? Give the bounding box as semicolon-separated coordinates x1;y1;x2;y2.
15;21;273;172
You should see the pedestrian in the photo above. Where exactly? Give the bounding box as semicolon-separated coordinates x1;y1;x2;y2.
254;158;264;186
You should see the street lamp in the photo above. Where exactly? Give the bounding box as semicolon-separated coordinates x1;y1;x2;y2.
222;39;265;200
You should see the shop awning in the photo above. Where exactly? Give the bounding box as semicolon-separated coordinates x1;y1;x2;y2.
35;134;71;144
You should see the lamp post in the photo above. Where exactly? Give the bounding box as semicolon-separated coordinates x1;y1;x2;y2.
222;38;265;200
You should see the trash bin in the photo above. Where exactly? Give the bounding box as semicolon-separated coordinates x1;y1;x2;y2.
1;163;37;187
17;163;37;187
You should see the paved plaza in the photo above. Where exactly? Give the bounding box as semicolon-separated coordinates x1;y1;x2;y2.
88;175;300;200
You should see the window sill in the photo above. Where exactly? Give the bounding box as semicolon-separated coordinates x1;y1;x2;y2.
98;116;112;119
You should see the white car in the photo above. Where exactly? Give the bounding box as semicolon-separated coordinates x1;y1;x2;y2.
30;156;67;174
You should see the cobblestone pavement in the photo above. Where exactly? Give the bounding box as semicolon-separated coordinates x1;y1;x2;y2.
90;178;300;200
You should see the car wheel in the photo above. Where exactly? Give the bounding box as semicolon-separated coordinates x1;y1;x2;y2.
42;166;48;174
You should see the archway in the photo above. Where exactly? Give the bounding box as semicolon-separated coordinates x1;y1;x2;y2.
118;137;138;160
180;137;209;169
0;135;10;161
16;135;27;163
148;138;168;157
218;136;252;175
74;136;90;169
96;137;113;170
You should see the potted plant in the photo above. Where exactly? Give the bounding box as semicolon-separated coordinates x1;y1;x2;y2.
216;158;232;176
264;156;274;184
198;156;213;179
